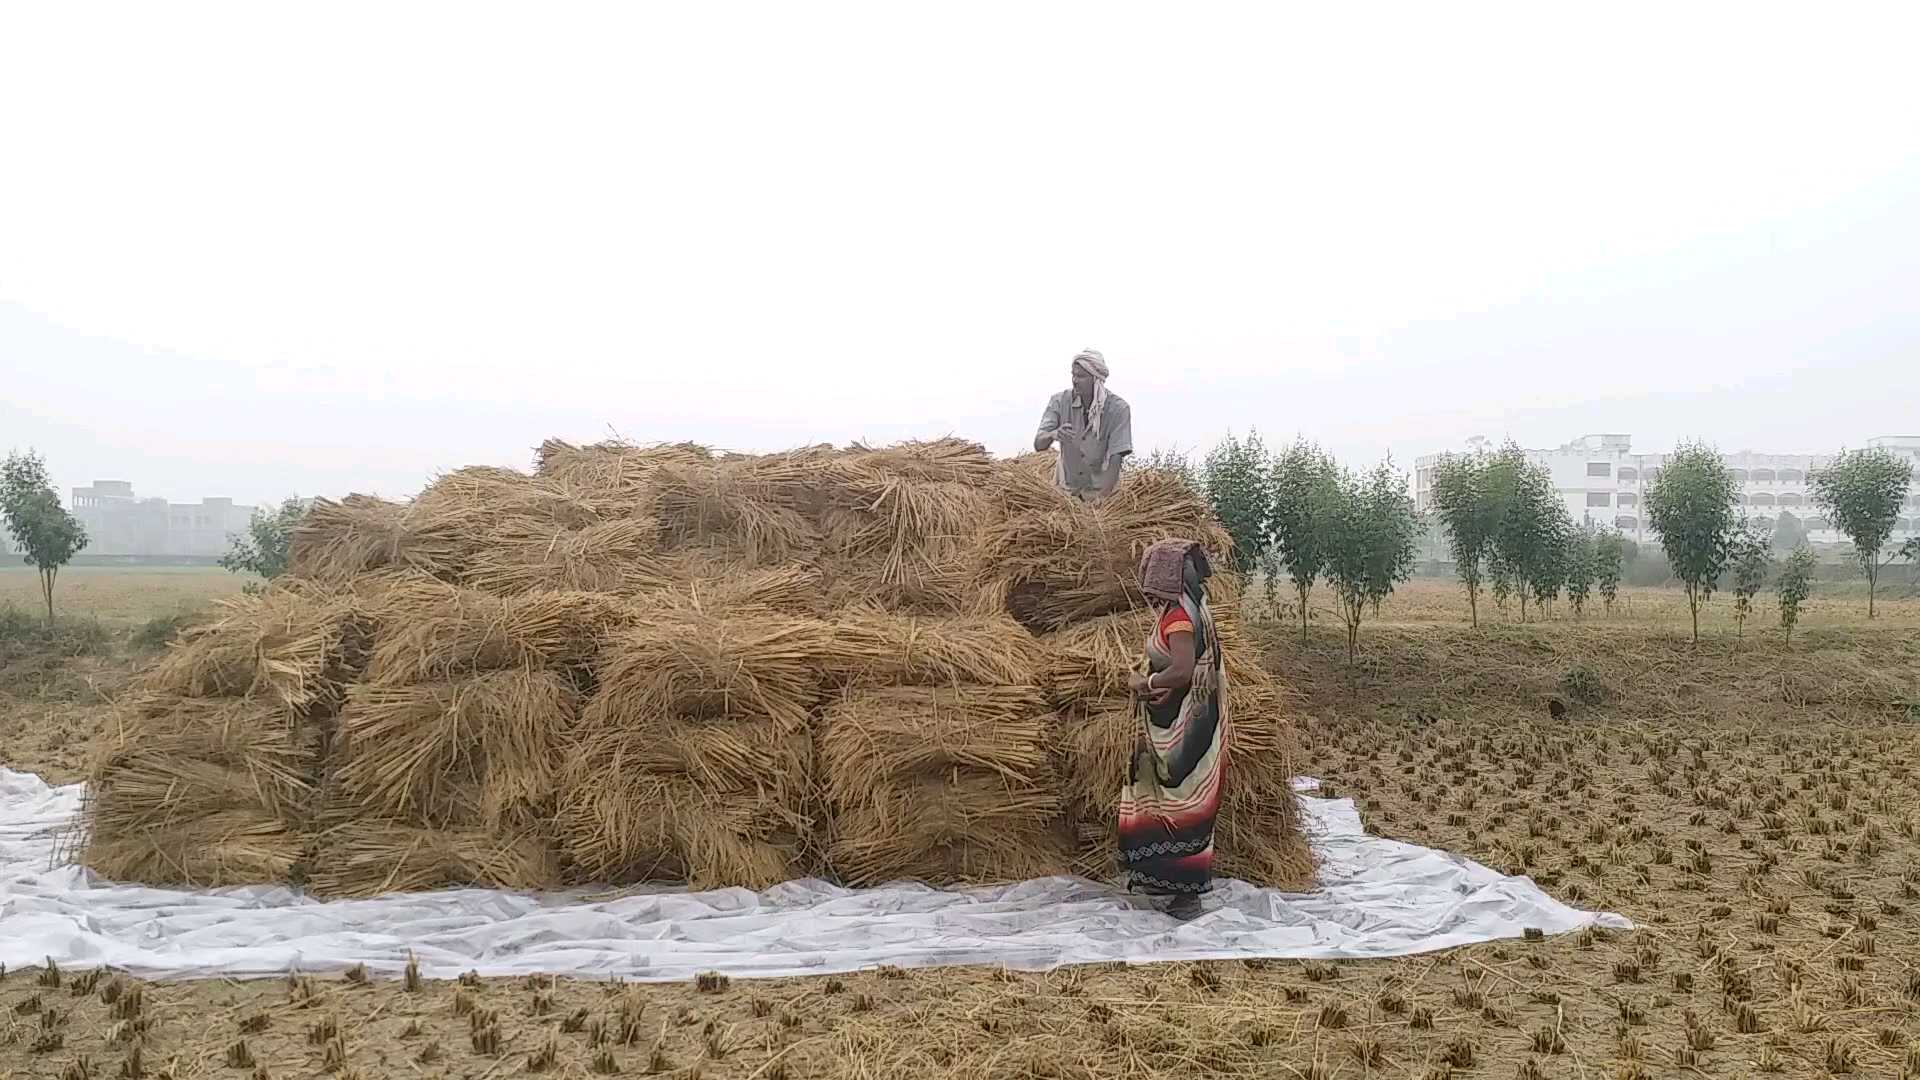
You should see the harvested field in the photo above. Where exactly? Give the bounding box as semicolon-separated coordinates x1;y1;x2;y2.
4;614;1918;1079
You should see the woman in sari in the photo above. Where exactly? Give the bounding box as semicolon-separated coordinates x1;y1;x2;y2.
1119;538;1226;920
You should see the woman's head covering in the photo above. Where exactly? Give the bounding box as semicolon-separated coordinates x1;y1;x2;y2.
1072;349;1110;438
1138;538;1210;605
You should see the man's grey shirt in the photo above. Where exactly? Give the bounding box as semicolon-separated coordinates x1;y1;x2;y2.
1036;389;1133;497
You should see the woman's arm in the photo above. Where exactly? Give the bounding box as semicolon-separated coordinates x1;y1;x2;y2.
1147;630;1196;702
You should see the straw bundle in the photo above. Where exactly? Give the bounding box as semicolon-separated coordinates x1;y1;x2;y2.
556;605;827;888
819;686;1066;885
827;777;1073;886
142;585;370;713
839;438;997;487
675;563;823;614
557;773;806;889
80;695;313;886
306;822;558;897
287;495;424;583
1039;613;1144;707
457;518;664;596
331;669;579;829
590;607;833;730
534;437;712;495
984;468;1229;632
360;580;626;686
650;454;825;565
822;611;1045;688
412;466;603;528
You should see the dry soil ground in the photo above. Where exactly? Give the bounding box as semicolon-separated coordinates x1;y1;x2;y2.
3;575;1919;1079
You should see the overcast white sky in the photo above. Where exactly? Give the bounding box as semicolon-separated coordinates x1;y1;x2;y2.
3;2;1917;506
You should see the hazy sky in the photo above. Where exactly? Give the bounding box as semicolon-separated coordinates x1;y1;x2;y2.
4;3;1917;507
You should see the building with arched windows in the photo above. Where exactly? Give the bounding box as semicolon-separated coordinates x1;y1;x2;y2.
1414;435;1920;545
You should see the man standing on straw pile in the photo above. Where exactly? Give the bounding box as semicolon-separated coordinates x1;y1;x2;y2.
1035;348;1132;503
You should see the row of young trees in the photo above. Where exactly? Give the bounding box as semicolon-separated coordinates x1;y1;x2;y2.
1197;434;1421;661
1424;440;1916;643
1425;443;1633;628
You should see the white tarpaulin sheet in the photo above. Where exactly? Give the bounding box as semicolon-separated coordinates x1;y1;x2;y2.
0;769;1628;981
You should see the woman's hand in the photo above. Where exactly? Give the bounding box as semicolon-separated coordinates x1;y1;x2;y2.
1147;684;1174;707
1128;673;1152;699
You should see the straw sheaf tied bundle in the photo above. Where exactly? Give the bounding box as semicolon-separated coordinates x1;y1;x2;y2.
984;469;1231;632
819;685;1066;886
286;495;420;583
827;777;1072;887
650;455;825;566
821;611;1045;689
534;438;714;494
79;694;314;886
556;604;828;887
142;585;371;714
358;579;628;686
306;822;558;897
457;518;664;596
818;686;1055;807
591;607;833;731
331;669;579;830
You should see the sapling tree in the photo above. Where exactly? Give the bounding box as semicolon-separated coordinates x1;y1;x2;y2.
1323;460;1419;664
1595;531;1626;614
1201;431;1274;575
1811;447;1914;619
1776;543;1816;648
1429;451;1497;626
0;450;90;622
1644;441;1737;644
1268;439;1341;642
1727;518;1773;639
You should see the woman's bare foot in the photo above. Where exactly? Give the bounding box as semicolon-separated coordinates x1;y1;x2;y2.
1165;894;1202;921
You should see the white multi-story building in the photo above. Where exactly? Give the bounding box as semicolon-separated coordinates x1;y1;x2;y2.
1414;435;1920;545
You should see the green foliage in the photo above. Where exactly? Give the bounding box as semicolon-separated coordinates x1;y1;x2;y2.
1644;441;1737;644
130;612;197;651
1268;439;1341;641
1138;446;1199;492
1323;459;1419;664
1811;447;1914;619
1770;511;1807;554
1429;452;1500;626
1564;528;1597;617
1903;536;1920;587
0;607;114;663
1486;443;1568;623
1776;544;1816;648
1594;530;1627;613
1201;431;1275;574
1728;518;1773;639
1559;663;1609;706
0;450;90;621
220;496;308;583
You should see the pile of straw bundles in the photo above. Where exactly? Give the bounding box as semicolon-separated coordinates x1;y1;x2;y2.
558;603;828;889
80;585;371;887
82;435;1313;897
816;611;1065;884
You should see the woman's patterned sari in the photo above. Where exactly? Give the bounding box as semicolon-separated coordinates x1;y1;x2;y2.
1116;582;1226;896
